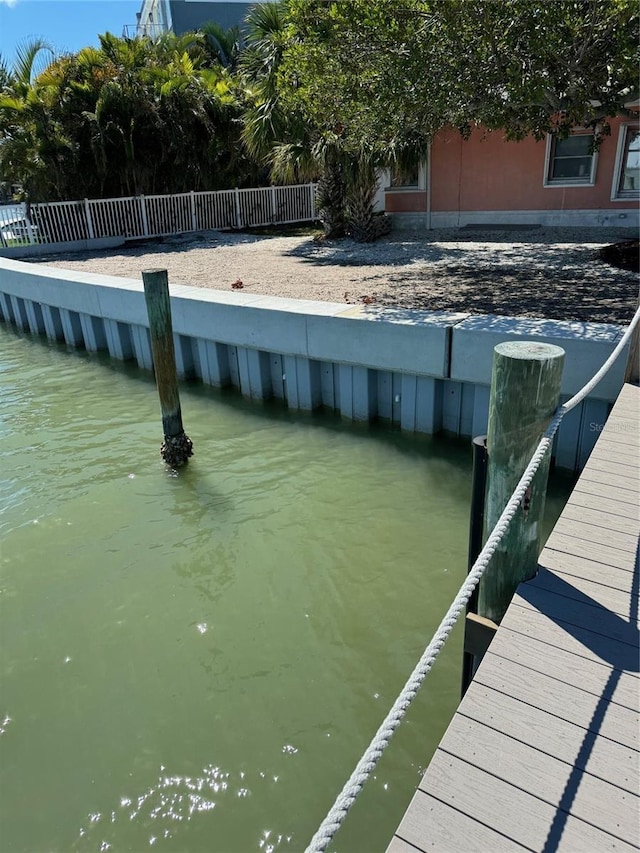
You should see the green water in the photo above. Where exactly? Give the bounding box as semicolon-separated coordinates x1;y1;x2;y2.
0;326;572;853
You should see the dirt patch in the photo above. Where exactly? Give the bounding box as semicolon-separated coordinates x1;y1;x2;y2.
29;225;639;324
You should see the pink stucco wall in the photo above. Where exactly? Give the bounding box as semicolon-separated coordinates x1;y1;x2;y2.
430;117;638;212
384;191;428;212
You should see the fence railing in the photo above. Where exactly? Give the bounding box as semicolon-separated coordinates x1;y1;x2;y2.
0;184;318;249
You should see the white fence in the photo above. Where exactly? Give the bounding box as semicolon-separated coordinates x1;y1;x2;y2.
0;184;317;248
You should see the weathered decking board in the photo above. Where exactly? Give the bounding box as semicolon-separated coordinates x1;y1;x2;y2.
388;383;640;853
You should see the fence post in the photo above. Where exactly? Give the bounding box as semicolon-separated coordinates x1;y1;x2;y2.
478;341;565;625
271;186;277;223
234;187;242;229
84;198;95;240
22;202;36;244
190;190;198;231
140;195;149;236
141;268;193;468
310;182;316;220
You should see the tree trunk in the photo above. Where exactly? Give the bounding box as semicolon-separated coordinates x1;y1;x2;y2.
344;162;382;243
316;160;345;238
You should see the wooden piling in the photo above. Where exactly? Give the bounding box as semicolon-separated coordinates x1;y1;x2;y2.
461;435;488;696
478;341;564;624
623;299;639;383
142;268;193;467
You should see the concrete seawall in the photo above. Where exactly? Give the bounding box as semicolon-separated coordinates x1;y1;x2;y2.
0;257;628;472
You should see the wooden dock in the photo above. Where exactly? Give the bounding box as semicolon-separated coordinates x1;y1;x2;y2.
388;383;639;852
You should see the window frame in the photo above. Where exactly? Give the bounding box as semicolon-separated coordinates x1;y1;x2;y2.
611;122;640;201
543;130;598;188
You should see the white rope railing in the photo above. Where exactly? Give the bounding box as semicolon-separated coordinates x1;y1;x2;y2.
306;305;640;853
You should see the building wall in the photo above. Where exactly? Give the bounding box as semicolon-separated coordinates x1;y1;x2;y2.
136;0;172;34
169;0;256;33
430;117;638;214
384;191;428;213
385;116;639;227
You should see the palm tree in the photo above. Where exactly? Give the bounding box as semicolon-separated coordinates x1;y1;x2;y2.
0;39;68;201
241;2;348;236
200;22;243;71
241;1;398;241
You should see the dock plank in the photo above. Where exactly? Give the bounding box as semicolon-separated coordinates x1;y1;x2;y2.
393;791;530;853
473;656;639;752
563;490;640;521
526;567;638;619
590;424;640;442
386;834;429;853
458;684;640;793
530;572;637;618
601;405;640;421
593;447;640;468
512;586;639;642
571;477;639;507
578;467;639;496
549;516;639;553
500;603;640;676
388;384;640;852
561;503;640;536
437;716;640;845
591;433;640;452
418;753;638;852
538;548;639;594
540;532;637;571
583;457;640;480
487;626;640;710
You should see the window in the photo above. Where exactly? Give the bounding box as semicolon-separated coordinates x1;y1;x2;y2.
612;123;640;200
389;165;420;189
544;132;597;186
387;162;427;190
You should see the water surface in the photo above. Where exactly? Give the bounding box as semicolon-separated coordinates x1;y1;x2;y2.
0;326;572;852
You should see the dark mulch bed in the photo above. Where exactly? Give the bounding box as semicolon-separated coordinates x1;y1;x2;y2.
378;268;638;323
370;235;639;324
598;239;640;273
375;265;639;324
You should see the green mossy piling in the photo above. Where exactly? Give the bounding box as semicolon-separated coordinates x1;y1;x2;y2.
478;341;565;623
142;268;193;467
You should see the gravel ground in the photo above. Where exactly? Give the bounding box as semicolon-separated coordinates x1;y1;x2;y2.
32;225;639;324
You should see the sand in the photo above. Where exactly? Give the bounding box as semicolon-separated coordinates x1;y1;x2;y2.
29;225;639;324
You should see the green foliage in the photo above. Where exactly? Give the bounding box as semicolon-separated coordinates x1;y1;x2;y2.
280;0;639;148
280;0;436;165
11;38;55;87
0;32;263;201
250;0;638;240
434;0;639;139
240;1;387;239
200;22;243;70
2;0;635;214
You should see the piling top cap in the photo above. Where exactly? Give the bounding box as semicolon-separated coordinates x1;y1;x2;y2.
494;341;565;361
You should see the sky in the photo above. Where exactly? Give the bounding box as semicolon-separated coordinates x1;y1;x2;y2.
0;0;141;65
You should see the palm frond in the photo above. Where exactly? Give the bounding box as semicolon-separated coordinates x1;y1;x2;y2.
268;142;318;183
245;1;286;42
14;38;55;85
